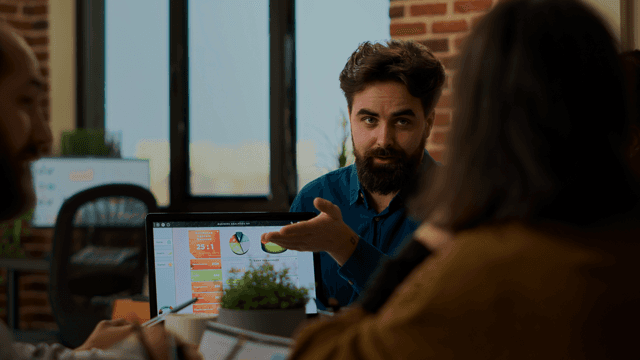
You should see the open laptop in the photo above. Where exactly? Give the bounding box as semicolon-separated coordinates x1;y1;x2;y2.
145;212;321;318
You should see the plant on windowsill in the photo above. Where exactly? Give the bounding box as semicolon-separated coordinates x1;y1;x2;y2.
61;129;121;157
218;262;310;338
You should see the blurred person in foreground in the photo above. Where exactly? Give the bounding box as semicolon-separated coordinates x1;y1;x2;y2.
0;23;201;360
288;0;640;358
262;40;445;309
621;49;640;179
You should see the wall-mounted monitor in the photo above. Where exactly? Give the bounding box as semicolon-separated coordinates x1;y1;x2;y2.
30;157;151;227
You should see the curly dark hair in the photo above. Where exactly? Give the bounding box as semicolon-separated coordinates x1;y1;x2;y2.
339;40;445;117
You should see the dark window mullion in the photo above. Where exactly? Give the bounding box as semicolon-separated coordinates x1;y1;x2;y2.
168;0;189;211
270;0;298;210
76;0;105;130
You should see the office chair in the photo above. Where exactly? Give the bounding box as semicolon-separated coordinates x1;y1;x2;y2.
48;184;158;348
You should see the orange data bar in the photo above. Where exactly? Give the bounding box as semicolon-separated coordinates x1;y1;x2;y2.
193;303;220;314
193;292;223;304
190;259;222;270
189;230;221;258
191;281;223;293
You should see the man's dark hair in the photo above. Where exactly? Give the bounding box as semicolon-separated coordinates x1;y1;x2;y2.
339;40;445;117
410;0;639;232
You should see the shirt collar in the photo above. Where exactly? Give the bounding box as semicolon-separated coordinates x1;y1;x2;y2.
348;149;439;207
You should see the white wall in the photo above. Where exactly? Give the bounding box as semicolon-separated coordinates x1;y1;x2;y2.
49;0;76;155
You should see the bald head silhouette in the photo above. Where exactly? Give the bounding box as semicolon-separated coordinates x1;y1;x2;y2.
0;24;52;221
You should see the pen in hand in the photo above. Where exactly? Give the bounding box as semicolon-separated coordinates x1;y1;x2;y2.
142;297;199;327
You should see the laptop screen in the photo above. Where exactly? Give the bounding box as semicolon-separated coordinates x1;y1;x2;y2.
146;212;320;317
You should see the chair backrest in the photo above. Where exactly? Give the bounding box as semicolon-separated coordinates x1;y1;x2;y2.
48;184;158;348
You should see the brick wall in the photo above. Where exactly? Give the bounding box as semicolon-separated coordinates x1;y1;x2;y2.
0;229;56;330
389;0;498;162
0;0;54;331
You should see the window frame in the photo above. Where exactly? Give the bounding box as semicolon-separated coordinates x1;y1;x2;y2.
77;0;298;212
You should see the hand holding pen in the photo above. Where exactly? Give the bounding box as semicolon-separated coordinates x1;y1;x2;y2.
143;297;199;327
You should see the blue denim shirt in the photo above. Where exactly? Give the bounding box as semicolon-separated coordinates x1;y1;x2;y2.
290;150;438;308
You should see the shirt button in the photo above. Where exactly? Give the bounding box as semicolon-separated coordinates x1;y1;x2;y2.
374;217;380;222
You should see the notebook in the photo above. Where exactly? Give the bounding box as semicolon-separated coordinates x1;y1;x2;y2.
145;212;320;318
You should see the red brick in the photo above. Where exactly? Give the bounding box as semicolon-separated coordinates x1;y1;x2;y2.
22;234;51;244
8;20;32;30
35;52;48;61
22;281;48;292
20;310;55;324
26;36;48;46
454;0;493;13
20;296;48;307
19;275;48;288
419;39;449;53
436;94;453;108
434;112;451;126
0;4;18;13
22;242;50;252
32;20;48;30
389;6;404;19
410;4;447;16
22;5;48;15
390;22;427;37
431;131;448;144
433;20;468;33
438;55;459;70
28;321;58;330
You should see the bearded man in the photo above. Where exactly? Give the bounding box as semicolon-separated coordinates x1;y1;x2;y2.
0;23;201;359
262;40;445;308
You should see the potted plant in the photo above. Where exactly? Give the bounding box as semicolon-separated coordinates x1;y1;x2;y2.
61;129;121;157
0;208;33;259
217;262;310;338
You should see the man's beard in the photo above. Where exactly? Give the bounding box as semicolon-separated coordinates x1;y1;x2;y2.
354;140;426;196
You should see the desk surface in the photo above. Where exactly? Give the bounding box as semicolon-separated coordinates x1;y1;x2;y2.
0;258;50;271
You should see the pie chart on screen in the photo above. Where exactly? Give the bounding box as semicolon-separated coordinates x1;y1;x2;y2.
229;232;250;255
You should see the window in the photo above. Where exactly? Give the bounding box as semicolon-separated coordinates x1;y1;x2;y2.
88;0;389;211
104;0;170;206
296;0;390;189
188;1;270;196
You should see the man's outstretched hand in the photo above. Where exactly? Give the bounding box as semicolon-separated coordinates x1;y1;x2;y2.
261;197;359;266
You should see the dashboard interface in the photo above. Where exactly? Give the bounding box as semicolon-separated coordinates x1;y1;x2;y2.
149;218;318;316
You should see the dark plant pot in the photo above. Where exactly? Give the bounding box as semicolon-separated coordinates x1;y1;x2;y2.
217;307;306;338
